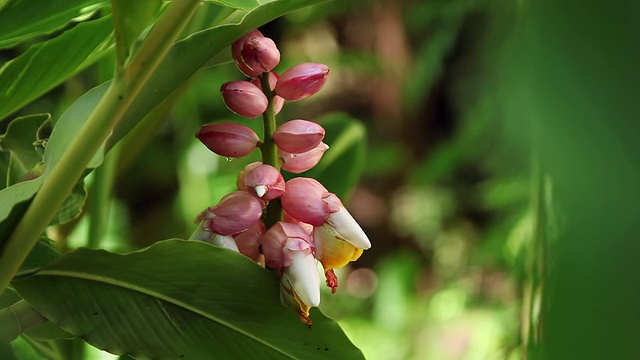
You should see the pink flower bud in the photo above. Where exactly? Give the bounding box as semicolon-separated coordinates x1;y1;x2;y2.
283;210;314;235
236;162;262;191
274;119;325;153
196;191;264;235
241;36;280;74
232;29;264;77
274;62;329;101
220;81;268;118
234;221;265;262
251;72;284;114
262;221;314;272
196;122;261;158
244;164;285;200
280;142;329;173
280;177;330;226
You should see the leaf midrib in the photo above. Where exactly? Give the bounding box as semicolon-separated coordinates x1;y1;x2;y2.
34;269;298;359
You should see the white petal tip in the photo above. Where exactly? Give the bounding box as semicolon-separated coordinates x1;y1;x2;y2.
254;185;267;197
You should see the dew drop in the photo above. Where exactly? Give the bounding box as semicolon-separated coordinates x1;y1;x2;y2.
289;153;297;159
225;157;234;162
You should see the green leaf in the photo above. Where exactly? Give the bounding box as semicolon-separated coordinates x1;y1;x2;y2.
0;114;49;186
0;179;41;245
111;0;162;67
206;0;262;11
0;0;109;49
0;341;17;360
17;239;60;276
13;240;364;359
0;83;108;246
0;15;114;121
296;113;367;200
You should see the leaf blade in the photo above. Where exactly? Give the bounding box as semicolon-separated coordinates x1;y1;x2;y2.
0;16;114;121
12;240;364;359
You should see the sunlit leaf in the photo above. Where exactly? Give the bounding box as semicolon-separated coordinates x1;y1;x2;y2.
13;240;364;359
0;15;114;121
206;0;262;11
0;0;109;49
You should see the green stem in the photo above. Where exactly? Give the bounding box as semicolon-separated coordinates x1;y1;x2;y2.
0;300;47;342
259;73;282;229
0;0;201;299
87;149;118;249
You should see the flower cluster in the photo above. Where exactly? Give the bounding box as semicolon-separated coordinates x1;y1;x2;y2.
192;29;371;327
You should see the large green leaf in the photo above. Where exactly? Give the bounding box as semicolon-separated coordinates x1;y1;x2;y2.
0;15;114;121
12;240;364;359
0;0;109;49
291;113;367;200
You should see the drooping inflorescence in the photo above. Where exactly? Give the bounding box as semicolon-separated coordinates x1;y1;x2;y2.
192;29;371;327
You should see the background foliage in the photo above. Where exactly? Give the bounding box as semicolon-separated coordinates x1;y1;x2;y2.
1;0;639;359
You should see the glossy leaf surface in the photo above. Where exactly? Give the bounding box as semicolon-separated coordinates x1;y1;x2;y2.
13;240;364;359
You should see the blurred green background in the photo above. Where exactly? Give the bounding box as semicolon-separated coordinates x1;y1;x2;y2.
4;0;640;359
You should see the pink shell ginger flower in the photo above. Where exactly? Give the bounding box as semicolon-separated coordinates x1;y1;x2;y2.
220;81;268;118
262;221;320;326
280;142;329;174
243;164;285;200
196;122;261;158
274;63;329;101
195;191;264;236
241;36;280;74
313;193;371;293
273;119;325;154
281;177;371;293
232;29;264;77
251;72;284;115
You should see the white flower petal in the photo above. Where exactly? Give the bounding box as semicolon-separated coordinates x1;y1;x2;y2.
287;251;321;307
327;206;371;249
210;233;240;252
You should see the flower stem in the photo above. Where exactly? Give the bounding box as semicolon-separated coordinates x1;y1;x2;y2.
259;73;282;229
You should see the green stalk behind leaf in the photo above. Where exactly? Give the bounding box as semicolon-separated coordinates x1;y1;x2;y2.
0;0;202;299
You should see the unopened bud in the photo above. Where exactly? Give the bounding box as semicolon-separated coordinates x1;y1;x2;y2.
241;36;280;74
232;29;264;77
251;72;284;115
236;162;262;191
280;142;329;174
274;119;325;153
280;177;330;226
234;221;265;262
221;81;268;118
196;191;264;235
196;122;261;158
275;63;329;101
244;164;285;200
